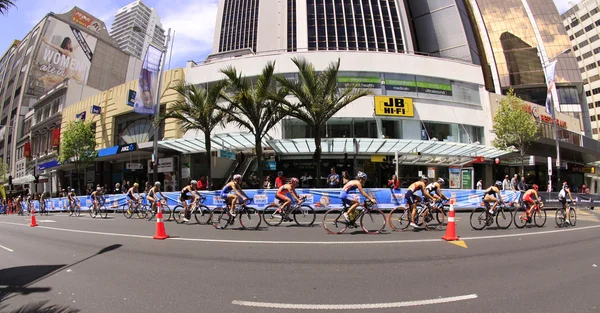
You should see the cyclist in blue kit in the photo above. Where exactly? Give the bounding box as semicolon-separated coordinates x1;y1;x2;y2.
221;174;249;216
340;172;377;222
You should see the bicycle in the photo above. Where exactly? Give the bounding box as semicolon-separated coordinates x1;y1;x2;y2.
173;195;211;224
323;200;386;234
514;200;546;228
89;197;108;219
212;199;262;230
145;198;173;222
68;199;81;217
555;200;577;227
122;199;148;219
263;197;316;227
388;199;446;231
469;201;514;230
39;200;49;216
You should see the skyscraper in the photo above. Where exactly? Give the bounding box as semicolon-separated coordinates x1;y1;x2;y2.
110;0;166;59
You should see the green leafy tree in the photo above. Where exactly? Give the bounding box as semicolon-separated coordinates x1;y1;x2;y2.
163;82;228;189
274;57;372;186
0;158;9;184
220;61;286;185
58;121;97;194
0;0;16;15
493;89;540;177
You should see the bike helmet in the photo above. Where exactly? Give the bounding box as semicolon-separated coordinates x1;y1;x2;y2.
134;183;139;187
71;189;75;192
233;174;242;181
562;181;568;189
495;181;502;187
155;181;161;186
421;176;429;182
290;177;299;185
96;187;101;191
277;171;283;176
437;178;445;185
356;171;368;180
532;184;539;191
190;180;197;185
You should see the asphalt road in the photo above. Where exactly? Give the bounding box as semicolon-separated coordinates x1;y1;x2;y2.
0;209;599;313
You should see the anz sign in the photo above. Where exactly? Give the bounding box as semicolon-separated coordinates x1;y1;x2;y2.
117;143;138;154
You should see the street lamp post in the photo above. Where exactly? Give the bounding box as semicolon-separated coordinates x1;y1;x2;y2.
133;26;172;184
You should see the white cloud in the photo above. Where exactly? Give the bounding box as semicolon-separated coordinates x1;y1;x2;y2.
155;0;218;67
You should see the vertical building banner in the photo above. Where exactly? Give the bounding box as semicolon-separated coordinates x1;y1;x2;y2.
133;45;163;115
543;60;557;115
30;17;98;95
51;128;61;147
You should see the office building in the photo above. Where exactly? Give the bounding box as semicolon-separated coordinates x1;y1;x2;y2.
111;0;166;59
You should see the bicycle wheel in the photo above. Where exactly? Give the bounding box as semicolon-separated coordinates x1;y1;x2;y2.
89;206;97;218
360;209;386;234
239;207;261;230
424;208;445;231
555;208;566;227
388;206;410;231
145;204;157;221
212;207;231;229
569;207;577;226
161;204;172;221
322;209;348;234
495;208;513;229
292;205;316;226
99;206;108;219
122;204;133;219
469;208;488;230
193;205;212;225
75;205;81;217
263;204;284;226
135;205;147;219
514;207;528;228
533;209;546;227
172;205;185;224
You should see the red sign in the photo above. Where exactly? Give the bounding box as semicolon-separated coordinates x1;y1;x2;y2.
72;10;101;33
524;104;567;128
24;142;31;158
472;156;485;163
51;128;60;147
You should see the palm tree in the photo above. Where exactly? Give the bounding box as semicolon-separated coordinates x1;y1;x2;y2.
274;57;372;187
0;0;16;15
162;81;228;189
220;61;286;185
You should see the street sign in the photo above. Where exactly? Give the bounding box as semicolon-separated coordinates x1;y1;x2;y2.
126;163;143;170
91;105;101;115
218;150;236;160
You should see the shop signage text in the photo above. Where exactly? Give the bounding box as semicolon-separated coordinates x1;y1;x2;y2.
117;143;138;154
524;104;567;128
374;96;414;117
148;157;174;173
218;150;236;161
91;105;101;115
126;163;143;170
72;10;101;33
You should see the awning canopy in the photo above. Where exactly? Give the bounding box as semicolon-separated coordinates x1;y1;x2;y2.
158;132;268;154
12;174;35;185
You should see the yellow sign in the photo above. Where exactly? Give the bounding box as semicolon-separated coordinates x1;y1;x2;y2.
370;155;393;163
583;167;595;174
374;96;414;117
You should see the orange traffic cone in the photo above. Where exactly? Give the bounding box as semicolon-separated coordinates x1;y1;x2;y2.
153;202;169;240
442;199;458;241
30;208;38;227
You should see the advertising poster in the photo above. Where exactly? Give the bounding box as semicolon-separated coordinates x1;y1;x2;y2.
133;45;163;115
30;17;97;95
449;167;460;189
461;168;474;190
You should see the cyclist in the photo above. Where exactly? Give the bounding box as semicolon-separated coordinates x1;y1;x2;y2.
405;176;434;228
180;180;199;222
68;189;77;212
221;174;249;216
39;192;48;213
25;193;32;213
91;187;102;212
558;182;574;225
340;172;377;223
15;195;23;215
147;181;167;213
483;181;504;215
126;183;141;212
426;178;449;204
522;184;542;222
275;177;303;220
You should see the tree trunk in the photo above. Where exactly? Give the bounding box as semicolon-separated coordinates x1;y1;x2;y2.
255;136;264;189
83;164;88;195
314;130;322;188
520;148;526;178
205;131;212;191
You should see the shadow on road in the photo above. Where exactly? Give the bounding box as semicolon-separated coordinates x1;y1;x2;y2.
0;244;122;302
0;300;80;313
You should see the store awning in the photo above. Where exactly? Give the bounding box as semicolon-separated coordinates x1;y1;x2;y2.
267;138;509;159
158;132;268;154
12;174;35;185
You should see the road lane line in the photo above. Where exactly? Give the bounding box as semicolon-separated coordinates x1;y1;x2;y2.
232;294;478;310
0;243;14;252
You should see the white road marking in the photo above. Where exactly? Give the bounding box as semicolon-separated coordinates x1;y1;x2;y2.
0;221;598;245
0;243;14;252
232;294;478;310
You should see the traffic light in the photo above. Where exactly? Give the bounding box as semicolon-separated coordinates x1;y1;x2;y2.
8;175;12;185
34;175;39;184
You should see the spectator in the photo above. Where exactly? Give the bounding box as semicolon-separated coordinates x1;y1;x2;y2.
197;176;207;190
476;179;483;190
114;183;122;194
264;175;272;189
581;184;587;194
327;168;340;188
300;172;312;188
518;177;527;192
502;175;510;191
248;174;260;189
388;175;400;190
275;171;286;188
342;171;351;185
510;174;518;191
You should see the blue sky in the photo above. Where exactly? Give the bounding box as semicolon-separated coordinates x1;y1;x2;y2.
0;0;580;68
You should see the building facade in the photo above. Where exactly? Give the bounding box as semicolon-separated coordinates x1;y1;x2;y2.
111;0;166;59
562;0;600;139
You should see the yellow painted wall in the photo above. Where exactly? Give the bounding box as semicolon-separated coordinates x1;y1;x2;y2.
61;68;186;149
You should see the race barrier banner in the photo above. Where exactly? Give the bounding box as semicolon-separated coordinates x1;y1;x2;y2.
11;189;599;212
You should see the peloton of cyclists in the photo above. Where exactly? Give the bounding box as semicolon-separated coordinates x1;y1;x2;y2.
340;172;377;223
405;176;435;228
221;174;249;217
